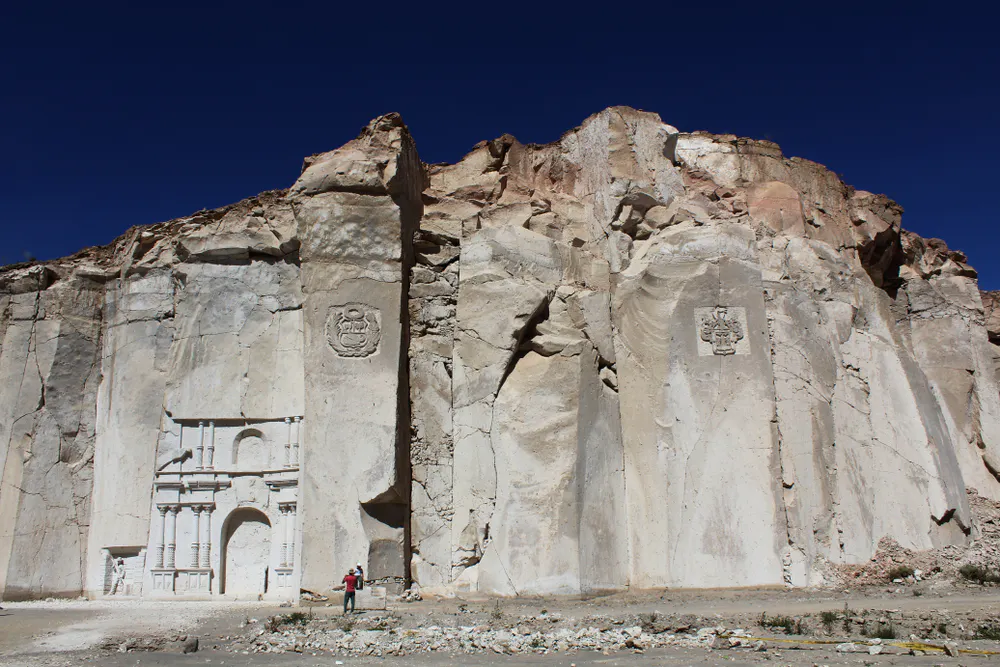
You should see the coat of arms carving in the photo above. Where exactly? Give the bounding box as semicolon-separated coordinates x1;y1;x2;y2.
326;303;381;357
698;306;745;356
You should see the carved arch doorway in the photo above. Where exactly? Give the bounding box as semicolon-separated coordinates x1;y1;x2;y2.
220;508;271;596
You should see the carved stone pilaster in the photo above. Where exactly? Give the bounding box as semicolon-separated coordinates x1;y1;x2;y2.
206;422;216;468
284;417;292;467
165;505;180;568
292;416;302;466
190;506;202;567
279;502;297;567
200;506;212;568
278;505;288;566
197;421;206;469
156;505;168;568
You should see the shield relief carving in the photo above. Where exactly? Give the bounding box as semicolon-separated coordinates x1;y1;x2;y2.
695;306;749;356
326;303;381;357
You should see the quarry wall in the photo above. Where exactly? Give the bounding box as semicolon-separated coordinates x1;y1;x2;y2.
1;108;997;599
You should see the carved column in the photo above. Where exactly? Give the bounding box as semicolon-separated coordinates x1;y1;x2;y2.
156;505;168;567
165;506;179;568
190;506;202;567
200;506;212;568
278;505;288;566
285;502;296;567
284;417;292;467
197;421;205;469
206;421;216;469
292;416;302;467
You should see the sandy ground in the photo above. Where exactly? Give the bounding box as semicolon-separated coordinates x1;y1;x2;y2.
5;586;1000;666
0;599;271;662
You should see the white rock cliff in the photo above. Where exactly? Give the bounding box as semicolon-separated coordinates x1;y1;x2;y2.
0;108;996;599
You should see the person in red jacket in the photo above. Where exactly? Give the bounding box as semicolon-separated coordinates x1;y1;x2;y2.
342;568;358;614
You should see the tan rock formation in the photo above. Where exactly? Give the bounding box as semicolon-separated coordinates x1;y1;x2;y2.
0;107;997;600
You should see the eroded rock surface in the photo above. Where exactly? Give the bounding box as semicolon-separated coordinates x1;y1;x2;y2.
1;107;998;599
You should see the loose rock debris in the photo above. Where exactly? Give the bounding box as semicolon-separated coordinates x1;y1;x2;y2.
217;610;981;658
231;620;717;656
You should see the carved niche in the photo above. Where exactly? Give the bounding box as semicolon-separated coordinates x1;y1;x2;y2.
695;306;749;356
232;428;268;470
326;303;381;357
102;547;145;596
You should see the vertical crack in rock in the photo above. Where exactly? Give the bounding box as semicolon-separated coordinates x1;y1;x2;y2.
594;276;629;589
983;458;1000;482
765;291;795;586
397;182;418;590
407;185;463;590
495;296;552;397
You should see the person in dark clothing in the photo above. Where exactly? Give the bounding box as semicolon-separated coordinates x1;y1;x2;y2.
342;568;358;614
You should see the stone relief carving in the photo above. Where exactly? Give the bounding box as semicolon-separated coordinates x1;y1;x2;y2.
110;557;126;594
102;548;145;596
326;303;381;357
156;447;192;472
695;306;749;356
232;429;267;470
148;416;302;597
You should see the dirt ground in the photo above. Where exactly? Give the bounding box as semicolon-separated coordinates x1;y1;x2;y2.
5;583;1000;666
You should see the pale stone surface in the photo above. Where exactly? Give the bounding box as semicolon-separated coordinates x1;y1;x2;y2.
222;511;271;595
478;344;627;595
615;227;784;588
0;275;102;599
897;235;1000;498
2;107;999;600
88;263;190;588
163;261;304;419
294;114;423;596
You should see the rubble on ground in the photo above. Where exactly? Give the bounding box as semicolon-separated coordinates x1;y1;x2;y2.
398;585;422;602
220;604;991;657
833;489;1000;588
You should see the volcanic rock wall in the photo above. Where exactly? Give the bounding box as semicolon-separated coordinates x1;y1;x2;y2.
1;108;998;599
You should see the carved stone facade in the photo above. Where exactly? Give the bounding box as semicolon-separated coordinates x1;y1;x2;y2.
144;416;301;599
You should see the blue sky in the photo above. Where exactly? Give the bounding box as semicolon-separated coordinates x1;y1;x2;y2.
2;1;998;285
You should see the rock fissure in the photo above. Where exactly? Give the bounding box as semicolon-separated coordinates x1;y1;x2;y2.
766;304;796;586
494;295;552;398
